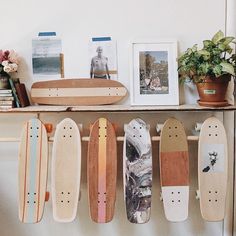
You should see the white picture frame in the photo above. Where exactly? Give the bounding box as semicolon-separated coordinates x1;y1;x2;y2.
130;39;179;105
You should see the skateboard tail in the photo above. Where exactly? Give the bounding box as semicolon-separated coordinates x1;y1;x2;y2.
162;186;189;222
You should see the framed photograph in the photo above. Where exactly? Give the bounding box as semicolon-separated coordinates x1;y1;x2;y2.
130;40;179;105
89;38;118;80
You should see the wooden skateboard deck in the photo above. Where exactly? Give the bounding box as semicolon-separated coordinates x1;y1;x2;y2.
87;118;117;223
123;118;152;224
31;78;127;105
198;117;228;221
51;118;81;222
18;118;48;223
159;118;189;222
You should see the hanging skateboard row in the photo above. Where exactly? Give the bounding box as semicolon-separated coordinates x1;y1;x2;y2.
18;116;228;224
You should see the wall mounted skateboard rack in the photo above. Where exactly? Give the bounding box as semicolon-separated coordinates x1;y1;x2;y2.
0;135;199;142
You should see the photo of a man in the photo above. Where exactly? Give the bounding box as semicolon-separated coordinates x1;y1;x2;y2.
89;39;118;80
90;46;110;79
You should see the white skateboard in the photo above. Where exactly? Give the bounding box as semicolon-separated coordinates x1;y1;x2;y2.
198;117;228;221
51;118;81;222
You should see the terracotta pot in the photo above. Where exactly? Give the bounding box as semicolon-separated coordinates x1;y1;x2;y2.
196;75;231;102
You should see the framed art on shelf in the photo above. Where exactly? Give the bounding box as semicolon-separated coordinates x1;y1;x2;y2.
130;40;179;105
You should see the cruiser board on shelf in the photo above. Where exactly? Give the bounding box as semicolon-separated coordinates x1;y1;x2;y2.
159;118;189;222
18;118;48;223
198;117;228;221
51;118;81;222
87;118;117;223
31;78;127;105
123;118;152;224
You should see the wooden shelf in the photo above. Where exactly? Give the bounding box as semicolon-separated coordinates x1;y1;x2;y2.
0;104;235;113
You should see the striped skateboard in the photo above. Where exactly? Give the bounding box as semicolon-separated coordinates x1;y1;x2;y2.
159;118;189;222
18;118;48;223
51;118;81;222
198;117;228;221
123;118;152;224
87;118;117;223
31;78;127;105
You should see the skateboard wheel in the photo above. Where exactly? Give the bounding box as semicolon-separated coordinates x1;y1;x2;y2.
45;191;50;202
195;190;200;200
160;192;163;201
195;122;202;132
156;124;163;134
45;124;53;133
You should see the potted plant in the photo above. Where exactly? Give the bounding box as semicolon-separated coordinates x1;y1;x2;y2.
178;30;236;107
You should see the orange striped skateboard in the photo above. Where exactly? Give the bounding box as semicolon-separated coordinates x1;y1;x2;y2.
31;78;127;105
198;117;228;221
18;118;48;223
159;118;189;222
87;118;117;223
51;118;81;222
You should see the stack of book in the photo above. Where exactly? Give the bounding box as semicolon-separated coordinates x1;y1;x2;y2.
0;78;30;109
0;89;14;109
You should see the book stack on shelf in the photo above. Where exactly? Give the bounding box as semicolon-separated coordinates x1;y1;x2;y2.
0;89;14;109
0;78;30;109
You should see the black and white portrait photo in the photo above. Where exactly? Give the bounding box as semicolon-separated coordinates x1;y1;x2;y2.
89;39;118;80
139;51;169;94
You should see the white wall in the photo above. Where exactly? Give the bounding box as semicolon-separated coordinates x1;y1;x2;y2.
0;1;234;236
1;0;227;104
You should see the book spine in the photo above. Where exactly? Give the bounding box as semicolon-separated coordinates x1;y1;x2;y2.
0;100;13;105
9;79;21;107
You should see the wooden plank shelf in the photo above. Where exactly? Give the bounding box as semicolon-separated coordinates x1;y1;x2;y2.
0;104;235;113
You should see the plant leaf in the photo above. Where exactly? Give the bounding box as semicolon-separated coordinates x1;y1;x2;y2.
219;36;235;46
220;62;235;75
212;30;224;44
203;40;214;48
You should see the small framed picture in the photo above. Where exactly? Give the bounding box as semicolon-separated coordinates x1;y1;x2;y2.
130;40;179;105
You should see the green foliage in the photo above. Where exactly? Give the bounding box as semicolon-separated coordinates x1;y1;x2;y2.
178;30;236;83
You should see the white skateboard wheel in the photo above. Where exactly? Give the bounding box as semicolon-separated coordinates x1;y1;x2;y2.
195;123;203;132
156;124;164;134
195;190;200;200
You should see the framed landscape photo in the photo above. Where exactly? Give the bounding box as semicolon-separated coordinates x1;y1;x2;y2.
130;40;179;105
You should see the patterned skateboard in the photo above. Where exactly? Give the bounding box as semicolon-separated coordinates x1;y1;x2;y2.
18;118;48;223
31;78;127;105
123;118;152;224
51;118;81;222
198;117;228;221
159;118;189;222
87;118;117;223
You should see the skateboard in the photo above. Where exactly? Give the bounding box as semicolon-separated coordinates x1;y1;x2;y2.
18;118;48;223
198;117;228;221
123;118;152;224
51;118;81;222
87;118;117;223
159;118;189;222
31;78;127;105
